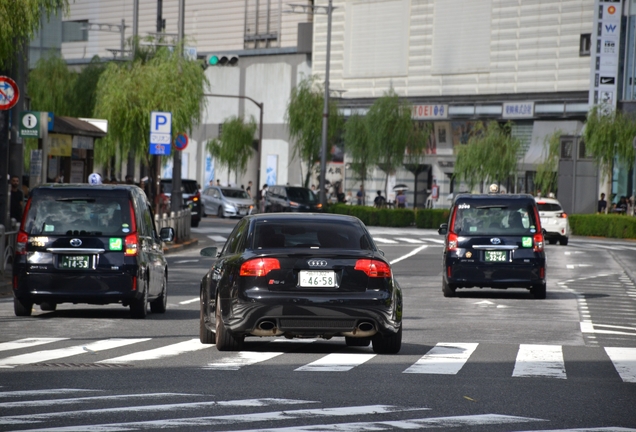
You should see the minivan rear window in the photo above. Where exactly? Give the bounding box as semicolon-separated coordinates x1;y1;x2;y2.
452;200;539;236
23;192;133;236
287;188;317;202
162;180;198;194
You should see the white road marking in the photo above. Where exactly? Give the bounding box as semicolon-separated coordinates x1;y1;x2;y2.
373;237;398;244
0;339;150;368
295;353;376;372
390;245;428;265
512;344;566;379
0;393;198;409
179;297;200;305
174;259;199;264
422;238;446;244
98;339;214;364
0;338;68;353
0;389;99;401
208;235;227;243
604;347;636;383
581;322;636;336
403;343;478;375
395;237;424;244
204;351;284;370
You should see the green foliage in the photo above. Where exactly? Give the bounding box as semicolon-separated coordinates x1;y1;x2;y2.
328;204;415;227
286;75;342;187
534;130;562;195
583;105;636;177
343;113;374;186
206;116;257;179
454;121;521;191
569;214;636;239
27;55;77;115
73;56;107;117
0;0;68;68
415;209;451;229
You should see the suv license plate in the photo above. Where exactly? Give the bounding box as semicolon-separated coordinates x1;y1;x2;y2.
484;251;508;262
60;255;90;269
299;270;336;287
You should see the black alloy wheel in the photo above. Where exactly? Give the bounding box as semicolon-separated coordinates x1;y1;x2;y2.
130;287;148;319
215;297;243;351
150;275;168;313
14;297;33;317
199;292;215;344
371;326;402;354
531;284;547;300
442;279;457;297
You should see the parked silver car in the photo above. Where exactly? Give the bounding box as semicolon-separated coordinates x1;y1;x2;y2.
201;186;254;218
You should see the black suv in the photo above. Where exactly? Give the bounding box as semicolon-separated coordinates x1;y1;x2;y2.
265;185;322;213
438;187;547;299
13;184;174;318
160;179;202;227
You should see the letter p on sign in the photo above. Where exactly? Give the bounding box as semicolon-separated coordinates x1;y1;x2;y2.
150;111;172;135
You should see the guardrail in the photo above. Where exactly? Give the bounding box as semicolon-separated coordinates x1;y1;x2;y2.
155;209;191;243
0;220;19;277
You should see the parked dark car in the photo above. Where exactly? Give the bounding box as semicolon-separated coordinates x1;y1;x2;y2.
438;185;547;299
199;213;402;353
160;179;202;227
13;184;175;318
264;185;322;213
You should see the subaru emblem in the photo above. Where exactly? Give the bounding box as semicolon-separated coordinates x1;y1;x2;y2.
490;238;501;245
70;238;82;247
308;259;328;267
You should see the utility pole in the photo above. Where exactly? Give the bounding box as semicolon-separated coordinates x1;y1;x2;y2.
170;0;185;213
153;0;164;214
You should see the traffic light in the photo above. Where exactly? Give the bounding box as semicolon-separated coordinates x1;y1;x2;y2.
206;54;239;67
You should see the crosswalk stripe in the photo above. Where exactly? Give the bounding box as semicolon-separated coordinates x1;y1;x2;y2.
604;347;636;383
295;353;376;372
208;235;227;243
204;351;284;370
0;338;150;369
0;393;197;409
512;344;566;379
395;237;424;244
403;343;478;374
0;338;68;353
373;237;398;244
422;238;445;244
98;339;214;364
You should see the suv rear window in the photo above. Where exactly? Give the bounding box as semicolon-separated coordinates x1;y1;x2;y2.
24;191;133;236
536;203;562;212
253;220;371;250
162;180;198;194
452;199;539;236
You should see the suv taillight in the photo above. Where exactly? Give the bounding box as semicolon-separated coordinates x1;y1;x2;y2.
125;233;139;256
354;259;392;278
557;212;567;218
192;191;200;203
447;233;459;251
533;233;544;252
16;231;28;255
240;258;280;276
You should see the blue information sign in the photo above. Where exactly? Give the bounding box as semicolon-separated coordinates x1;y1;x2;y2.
149;142;171;155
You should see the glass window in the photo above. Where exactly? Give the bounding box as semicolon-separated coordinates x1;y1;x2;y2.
452;201;539;236
252;220;372;250
62;20;88;43
536;203;562;212
286;188;317;202
221;188;250;199
224;219;248;255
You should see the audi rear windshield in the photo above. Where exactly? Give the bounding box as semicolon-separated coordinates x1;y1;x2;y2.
451;199;539;236
253;220;372;250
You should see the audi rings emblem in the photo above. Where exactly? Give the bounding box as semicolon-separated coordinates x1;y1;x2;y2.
490;238;501;245
70;238;82;247
308;259;328;267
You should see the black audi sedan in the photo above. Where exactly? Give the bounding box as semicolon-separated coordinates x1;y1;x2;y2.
13;184;174;318
438;186;547;299
199;213;402;353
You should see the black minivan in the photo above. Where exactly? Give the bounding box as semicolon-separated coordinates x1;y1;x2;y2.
438;187;547;299
13;184;174;318
265;185;322;213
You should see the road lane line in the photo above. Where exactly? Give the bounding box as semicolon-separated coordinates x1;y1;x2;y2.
179;297;199;305
422;238;446;244
373;237;398;244
403;343;478;374
604;347;636;383
390;245;428;265
512;344;566;379
0;338;150;368
295;353;376;372
208;235;227;243
203;351;284;370
395;237;424;244
98;339;214;363
0;338;68;352
0;393;198;409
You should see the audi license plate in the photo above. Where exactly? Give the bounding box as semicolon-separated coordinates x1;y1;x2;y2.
60;255;90;269
299;270;336;287
484;251;508;262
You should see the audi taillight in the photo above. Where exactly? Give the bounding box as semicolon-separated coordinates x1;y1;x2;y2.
447;232;459;251
125;233;139;256
240;258;281;276
354;259;392;278
533;233;544;252
16;231;28;255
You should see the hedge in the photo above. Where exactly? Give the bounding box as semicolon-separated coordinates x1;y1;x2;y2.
569;214;636;239
327;204;450;229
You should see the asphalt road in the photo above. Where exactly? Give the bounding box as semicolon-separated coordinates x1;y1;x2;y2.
0;215;635;431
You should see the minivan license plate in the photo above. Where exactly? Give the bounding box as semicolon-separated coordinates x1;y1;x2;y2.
299;270;335;287
60;255;90;269
484;251;507;262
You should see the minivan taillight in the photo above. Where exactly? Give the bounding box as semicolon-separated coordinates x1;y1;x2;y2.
354;259;392;278
240;258;280;276
447;233;459;251
125;233;139;256
533;233;544;252
16;231;28;255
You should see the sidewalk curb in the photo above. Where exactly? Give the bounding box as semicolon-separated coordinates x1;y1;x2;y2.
163;238;200;255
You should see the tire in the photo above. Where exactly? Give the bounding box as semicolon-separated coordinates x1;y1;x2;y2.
40;302;57;312
191;218;200;228
532;284;547;300
548;239;557;245
199;291;215;344
130;287;148;319
442;280;456;297
345;337;371;347
217;207;225;219
14;297;33;317
371;326;402;354
215;298;243;351
559;237;568;246
150;275;168;313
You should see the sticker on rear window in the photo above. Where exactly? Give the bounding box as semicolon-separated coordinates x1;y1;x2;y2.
109;238;123;251
44;224;54;232
122;224;129;228
522;237;532;247
469;226;477;232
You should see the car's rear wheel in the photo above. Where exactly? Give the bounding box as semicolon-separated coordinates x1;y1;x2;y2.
548;239;557;245
345;337;371;347
191;218;200;228
215;298;243;351
371;326;402;354
559;237;568;246
532;284;547;300
40;302;57;312
217;207;225;219
130;287;148;319
199;294;215;344
150;275;167;313
442;280;456;297
14;297;33;316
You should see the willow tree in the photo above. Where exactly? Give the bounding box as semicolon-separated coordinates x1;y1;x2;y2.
534;130;562;195
286;75;342;187
343;113;375;189
454;121;521;192
27;55;77;115
206;116;257;184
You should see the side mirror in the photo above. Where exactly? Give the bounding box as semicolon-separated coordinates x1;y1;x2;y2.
200;246;218;257
160;227;175;243
438;223;448;235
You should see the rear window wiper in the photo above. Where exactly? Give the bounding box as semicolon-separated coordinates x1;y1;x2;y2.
475;205;508;209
